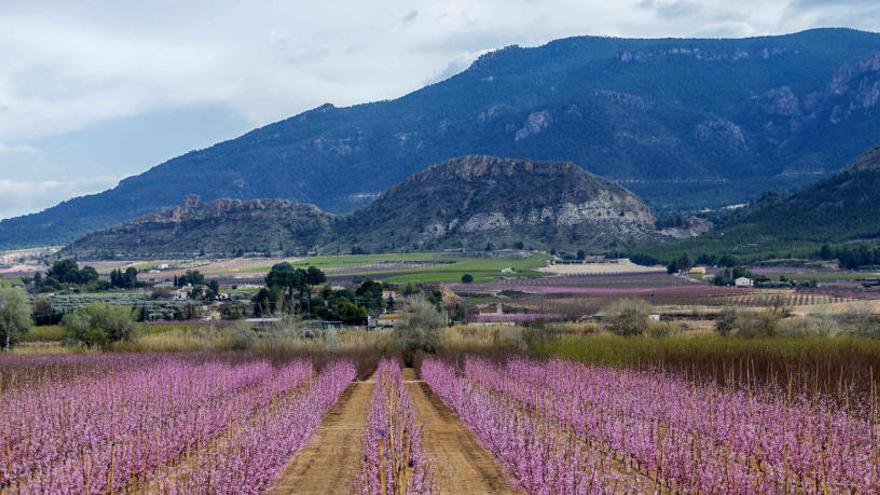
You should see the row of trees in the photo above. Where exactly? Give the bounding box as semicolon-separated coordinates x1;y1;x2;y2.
817;244;880;270
109;267;139;289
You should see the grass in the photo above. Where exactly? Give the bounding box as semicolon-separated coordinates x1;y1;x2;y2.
0;278;23;288
20;325;65;343
381;254;549;283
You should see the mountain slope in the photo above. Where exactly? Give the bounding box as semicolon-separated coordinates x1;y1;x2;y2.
643;146;880;259
62;198;333;259
5;28;880;249
62;156;656;258
328;155;655;252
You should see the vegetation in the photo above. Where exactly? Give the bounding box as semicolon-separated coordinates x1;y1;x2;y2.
643;147;880;265
0;287;32;350
61;303;137;349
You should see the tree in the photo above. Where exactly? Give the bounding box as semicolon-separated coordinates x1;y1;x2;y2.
395;295;446;366
177;270;205;287
79;266;100;285
123;267;138;288
306;266;326;286
461;273;474;284
47;259;81;284
206;280;221;300
62;303;136;349
576;250;586;261
0;288;32;351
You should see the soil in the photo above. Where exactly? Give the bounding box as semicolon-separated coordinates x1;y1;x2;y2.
403;369;525;495
271;369;523;494
270;378;375;495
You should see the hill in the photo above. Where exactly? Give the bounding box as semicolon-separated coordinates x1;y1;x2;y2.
329;155;655;252
5;28;880;249
641;146;880;261
62;198;333;259
61;156;656;258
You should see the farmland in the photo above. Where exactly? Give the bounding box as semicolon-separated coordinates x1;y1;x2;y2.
5;251;880;494
4;315;880;494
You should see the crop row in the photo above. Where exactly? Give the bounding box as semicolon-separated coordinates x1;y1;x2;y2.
1;356;353;494
358;359;435;495
147;360;355;494
423;357;880;494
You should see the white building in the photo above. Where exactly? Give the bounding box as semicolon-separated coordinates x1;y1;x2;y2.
734;277;754;288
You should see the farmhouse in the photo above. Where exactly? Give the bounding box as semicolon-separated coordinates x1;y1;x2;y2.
734;277;754;288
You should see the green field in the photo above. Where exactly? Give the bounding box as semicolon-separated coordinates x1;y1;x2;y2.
0;278;23;288
286;252;550;283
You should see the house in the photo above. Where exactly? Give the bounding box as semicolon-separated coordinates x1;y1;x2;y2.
734;277;754;288
688;266;706;275
500;267;516;274
377;313;401;328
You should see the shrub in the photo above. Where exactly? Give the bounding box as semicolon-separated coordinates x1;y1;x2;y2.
228;322;255;350
716;307;738;336
604;298;652;337
395;296;446;365
461;273;474;284
62;303;136;349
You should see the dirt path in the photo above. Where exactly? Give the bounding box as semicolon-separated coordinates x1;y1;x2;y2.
270;377;374;495
404;369;525;495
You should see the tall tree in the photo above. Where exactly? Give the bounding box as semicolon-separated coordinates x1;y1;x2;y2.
0;288;32;351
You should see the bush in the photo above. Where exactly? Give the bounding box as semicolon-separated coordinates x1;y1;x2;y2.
395;296;446;365
715;307;738;336
781;315;841;337
228;322;255;350
461;273;474;284
604;299;652;337
62;303;136;349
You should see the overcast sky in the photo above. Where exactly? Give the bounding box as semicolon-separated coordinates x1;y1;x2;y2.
0;0;878;219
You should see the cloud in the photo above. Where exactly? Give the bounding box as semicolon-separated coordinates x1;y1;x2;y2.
0;177;120;219
0;0;878;218
403;10;419;24
0;143;39;154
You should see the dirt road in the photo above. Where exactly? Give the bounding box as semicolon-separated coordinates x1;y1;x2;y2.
404;369;524;495
270;378;374;495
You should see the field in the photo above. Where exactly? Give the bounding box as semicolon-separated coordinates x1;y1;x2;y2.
74;253;549;285
7;253;880;494
5;321;880;494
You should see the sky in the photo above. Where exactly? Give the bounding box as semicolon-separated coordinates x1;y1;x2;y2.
0;0;878;219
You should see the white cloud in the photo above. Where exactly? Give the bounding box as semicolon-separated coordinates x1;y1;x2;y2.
0;0;877;217
0;143;39;154
0;0;875;145
0;177;120;219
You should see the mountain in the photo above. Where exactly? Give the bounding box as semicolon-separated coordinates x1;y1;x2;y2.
642;146;880;260
329;155;655;252
61;156;656;258
61;198;333;259
5;28;880;249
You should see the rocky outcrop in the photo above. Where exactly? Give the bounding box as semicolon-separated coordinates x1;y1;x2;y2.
329;155;656;252
62;199;334;259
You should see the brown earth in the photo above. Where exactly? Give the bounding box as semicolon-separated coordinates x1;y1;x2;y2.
404;369;525;495
270;377;375;495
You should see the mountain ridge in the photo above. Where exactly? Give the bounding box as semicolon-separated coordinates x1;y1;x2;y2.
61;155;656;258
5;28;880;249
640;145;880;260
